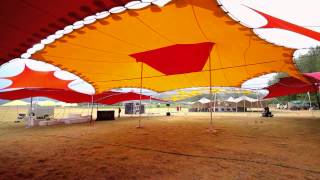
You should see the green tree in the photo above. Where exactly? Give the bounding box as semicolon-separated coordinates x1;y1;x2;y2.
268;46;320;107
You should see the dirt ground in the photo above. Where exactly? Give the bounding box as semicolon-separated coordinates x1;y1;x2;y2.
0;108;319;179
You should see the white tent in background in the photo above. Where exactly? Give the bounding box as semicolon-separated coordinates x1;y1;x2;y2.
56;102;78;107
198;97;211;104
186;102;195;105
233;96;258;103
38;100;57;107
226;97;235;102
2;100;29;106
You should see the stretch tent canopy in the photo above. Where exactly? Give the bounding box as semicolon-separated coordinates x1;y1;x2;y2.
0;88;159;105
0;0;134;63
32;0;305;92
264;72;320;99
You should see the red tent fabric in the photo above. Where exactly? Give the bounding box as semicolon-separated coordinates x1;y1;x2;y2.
0;88;160;105
96;92;158;105
264;72;320;99
248;7;320;41
0;88;90;103
0;0;131;63
304;72;320;82
4;65;72;90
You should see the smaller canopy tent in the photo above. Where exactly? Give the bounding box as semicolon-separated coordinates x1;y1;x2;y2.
264;72;320;99
0;88;161;105
227;96;263;109
1;100;29;106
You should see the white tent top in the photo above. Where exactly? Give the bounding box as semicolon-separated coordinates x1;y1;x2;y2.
56;102;78;107
198;97;211;104
231;96;258;103
226;97;235;102
2;100;29;106
37;100;57;107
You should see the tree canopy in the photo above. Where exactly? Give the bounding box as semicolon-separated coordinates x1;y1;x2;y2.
268;47;320;105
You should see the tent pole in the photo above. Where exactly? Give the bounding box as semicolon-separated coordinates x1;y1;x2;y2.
209;56;213;126
90;95;94;124
250;100;252;117
236;102;238;112
307;92;312;110
207;55;216;133
137;62;143;128
316;84;320;111
213;92;217;114
256;90;262;116
149;95;152;115
28;97;33;128
87;102;90;115
209;90;213;125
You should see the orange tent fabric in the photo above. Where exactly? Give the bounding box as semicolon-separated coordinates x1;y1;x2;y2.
33;0;304;92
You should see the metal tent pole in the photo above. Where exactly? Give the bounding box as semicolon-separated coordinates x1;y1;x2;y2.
307;92;312;110
236;102;238;112
149;95;152;115
209;83;213;126
316;84;320;111
137;62;143;128
90;95;94;124
256;90;262;117
207;56;216;133
87;102;90;115
209;56;213;126
213;92;217;114
28;97;33;128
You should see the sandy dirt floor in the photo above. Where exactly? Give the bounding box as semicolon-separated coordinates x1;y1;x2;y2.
0;108;319;179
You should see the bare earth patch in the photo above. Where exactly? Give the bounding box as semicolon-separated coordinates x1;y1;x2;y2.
0;114;319;179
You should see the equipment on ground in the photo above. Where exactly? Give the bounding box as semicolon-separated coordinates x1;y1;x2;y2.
96;110;115;121
125;103;145;114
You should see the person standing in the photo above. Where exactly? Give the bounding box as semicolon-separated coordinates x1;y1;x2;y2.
118;107;121;118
